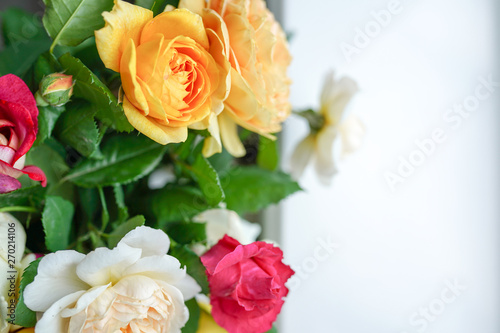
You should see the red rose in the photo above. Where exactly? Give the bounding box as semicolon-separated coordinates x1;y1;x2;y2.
201;235;294;333
0;74;46;193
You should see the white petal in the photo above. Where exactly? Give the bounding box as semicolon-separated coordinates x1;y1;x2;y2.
172;274;202;301
289;135;315;181
155;283;189;331
76;244;141;286
118;226;170;257
24;251;88;312
194;209;261;246
314;126;339;185
122;255;186;284
340;115;366;157
0;213;26;265
60;284;110;318
320;73;359;125
34;291;84;333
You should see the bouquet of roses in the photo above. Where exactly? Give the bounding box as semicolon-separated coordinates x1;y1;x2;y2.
0;0;363;332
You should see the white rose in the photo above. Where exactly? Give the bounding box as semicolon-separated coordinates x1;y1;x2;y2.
290;72;364;185
24;226;201;333
0;213;35;333
192;209;261;254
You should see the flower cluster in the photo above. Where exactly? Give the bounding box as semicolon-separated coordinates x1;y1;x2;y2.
95;0;291;157
0;0;362;332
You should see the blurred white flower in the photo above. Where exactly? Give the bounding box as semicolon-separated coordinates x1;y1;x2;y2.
192;209;261;254
290;72;364;185
24;226;200;333
0;213;36;333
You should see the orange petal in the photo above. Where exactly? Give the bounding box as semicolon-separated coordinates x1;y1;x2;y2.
123;96;188;144
140;9;209;50
224;68;259;121
95;0;153;72
120;38;149;114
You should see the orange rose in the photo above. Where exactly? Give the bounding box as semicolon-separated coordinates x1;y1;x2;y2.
180;0;292;156
95;0;230;146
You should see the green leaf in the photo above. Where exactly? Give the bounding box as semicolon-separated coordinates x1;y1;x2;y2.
170;243;209;294
26;142;74;200
34;105;66;147
221;166;301;214
265;328;278;333
152;0;180;15
34;52;61;84
113;184;129;222
0;186;46;209
257;136;279;171
182;298;200;333
151;185;210;228
107;215;145;248
58;53;133;132
42;196;74;251
42;0;114;49
165;221;206;244
1;8;47;47
0;40;51;76
54;101;99;157
192;155;224;206
135;0;155;9
65;134;167;187
14;258;41;327
207;147;233;174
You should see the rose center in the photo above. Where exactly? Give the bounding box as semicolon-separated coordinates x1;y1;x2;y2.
0;127;11;146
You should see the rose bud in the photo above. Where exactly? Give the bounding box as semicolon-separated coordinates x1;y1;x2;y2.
36;73;74;107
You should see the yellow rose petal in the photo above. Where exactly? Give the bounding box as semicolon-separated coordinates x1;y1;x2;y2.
123;96;188;144
140;9;209;50
120;38;150;114
178;0;205;15
219;111;246;157
95;0;153;72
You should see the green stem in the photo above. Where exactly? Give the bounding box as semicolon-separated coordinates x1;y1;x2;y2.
98;186;110;232
0;206;38;213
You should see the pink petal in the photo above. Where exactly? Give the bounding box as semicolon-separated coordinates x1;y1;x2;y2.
22;165;47;187
0;100;36;164
0;74;38;131
0;145;15;164
0;174;21;193
0;159;23;179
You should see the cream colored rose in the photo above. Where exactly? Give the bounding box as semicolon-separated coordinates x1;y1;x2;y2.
0;213;35;333
24;226;201;333
291;72;364;185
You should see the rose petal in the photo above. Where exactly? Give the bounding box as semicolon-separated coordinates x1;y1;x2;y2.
21;165;47;187
33;291;85;333
0;74;38;131
76;244;142;286
0;174;21;193
95;0;153;72
123;96;188;145
218;111;246;157
0;213;26;265
314;126;338;186
289;134;315;181
119;226;170;257
140;9;209;50
24;251;88;312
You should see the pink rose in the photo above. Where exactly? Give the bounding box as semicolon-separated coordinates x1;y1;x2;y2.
201;235;294;333
0;74;46;193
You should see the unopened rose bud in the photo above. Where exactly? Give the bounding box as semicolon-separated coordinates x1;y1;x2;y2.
37;73;74;107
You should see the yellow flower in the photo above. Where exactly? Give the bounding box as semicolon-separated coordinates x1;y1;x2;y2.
95;0;230;146
179;0;292;157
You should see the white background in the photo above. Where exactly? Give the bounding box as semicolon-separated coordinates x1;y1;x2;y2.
276;0;500;332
